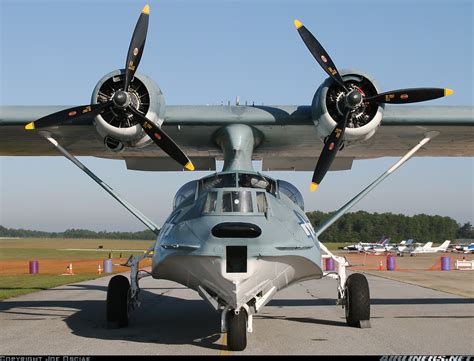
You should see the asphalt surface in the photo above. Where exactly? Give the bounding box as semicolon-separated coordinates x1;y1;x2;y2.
1;273;473;355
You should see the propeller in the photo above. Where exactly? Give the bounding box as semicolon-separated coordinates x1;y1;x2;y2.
294;19;453;192
25;5;194;171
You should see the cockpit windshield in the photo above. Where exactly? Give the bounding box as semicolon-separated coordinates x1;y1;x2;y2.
199;173;236;193
198;172;276;196
238;173;276;196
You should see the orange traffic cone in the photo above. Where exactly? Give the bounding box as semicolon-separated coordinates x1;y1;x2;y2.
68;263;75;275
379;260;384;271
98;264;102;274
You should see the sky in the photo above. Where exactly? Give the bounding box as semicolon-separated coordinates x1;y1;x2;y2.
0;0;473;232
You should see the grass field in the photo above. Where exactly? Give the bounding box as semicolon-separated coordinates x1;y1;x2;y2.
0;238;154;300
0;273;108;300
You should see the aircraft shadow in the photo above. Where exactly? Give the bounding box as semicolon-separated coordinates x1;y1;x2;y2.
0;286;223;351
1;284;472;350
256;314;347;327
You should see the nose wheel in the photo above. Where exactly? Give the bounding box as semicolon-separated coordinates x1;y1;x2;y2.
226;309;248;351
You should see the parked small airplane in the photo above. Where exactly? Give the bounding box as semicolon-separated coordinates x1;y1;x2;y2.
410;240;451;255
399;241;451;256
463;243;474;254
343;243;364;252
343;237;390;253
365;239;393;254
396;239;415;256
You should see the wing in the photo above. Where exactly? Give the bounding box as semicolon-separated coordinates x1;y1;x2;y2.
0;104;473;171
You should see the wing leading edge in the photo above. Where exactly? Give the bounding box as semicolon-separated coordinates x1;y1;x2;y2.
0;105;472;171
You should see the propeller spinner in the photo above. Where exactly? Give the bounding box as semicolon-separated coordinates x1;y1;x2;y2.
294;19;453;191
25;5;194;172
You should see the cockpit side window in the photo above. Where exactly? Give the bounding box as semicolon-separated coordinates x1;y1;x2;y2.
278;180;304;210
173;180;197;210
222;191;253;213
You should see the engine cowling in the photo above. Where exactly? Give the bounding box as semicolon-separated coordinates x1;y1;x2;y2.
312;70;384;143
91;69;165;151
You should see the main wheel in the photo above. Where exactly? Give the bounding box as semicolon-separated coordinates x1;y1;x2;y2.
344;273;370;327
227;309;247;351
106;275;131;327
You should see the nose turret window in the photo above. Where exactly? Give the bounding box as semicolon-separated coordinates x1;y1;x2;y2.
222;191;253;213
203;191;218;214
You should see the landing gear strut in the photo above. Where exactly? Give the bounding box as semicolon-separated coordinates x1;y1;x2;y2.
106;248;154;328
320;246;371;329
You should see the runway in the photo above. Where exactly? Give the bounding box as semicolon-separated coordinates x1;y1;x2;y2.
0;273;473;355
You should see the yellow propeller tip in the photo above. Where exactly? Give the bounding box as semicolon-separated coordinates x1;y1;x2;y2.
294;19;303;29
25;122;35;130
444;88;454;97
184;162;195;171
310;182;319;192
142;4;150;14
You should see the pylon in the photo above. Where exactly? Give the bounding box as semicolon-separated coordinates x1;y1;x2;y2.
68;263;75;275
379;260;384;271
98;264;102;274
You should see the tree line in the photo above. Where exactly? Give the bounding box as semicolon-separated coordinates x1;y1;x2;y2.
0;226;156;240
306;211;473;243
1;212;473;242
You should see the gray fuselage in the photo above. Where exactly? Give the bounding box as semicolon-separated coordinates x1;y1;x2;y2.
151;170;323;310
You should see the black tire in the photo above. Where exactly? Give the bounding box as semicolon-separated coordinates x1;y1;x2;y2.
345;273;370;327
106;275;131;327
227;310;247;351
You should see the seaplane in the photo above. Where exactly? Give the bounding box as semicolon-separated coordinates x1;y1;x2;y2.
1;5;473;351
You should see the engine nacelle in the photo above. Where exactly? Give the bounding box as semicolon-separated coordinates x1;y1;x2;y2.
91;69;165;151
312;70;384;143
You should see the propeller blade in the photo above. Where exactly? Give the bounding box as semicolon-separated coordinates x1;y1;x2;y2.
294;19;347;92
364;88;453;104
127;106;194;171
123;4;150;91
310;110;351;192
25;102;112;130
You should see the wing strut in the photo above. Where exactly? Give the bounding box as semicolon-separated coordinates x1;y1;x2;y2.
42;134;160;235
314;131;440;237
315;131;438;318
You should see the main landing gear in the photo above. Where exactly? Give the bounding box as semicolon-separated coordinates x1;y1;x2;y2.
106;249;153;328
106;275;131;327
343;273;371;328
321;246;371;329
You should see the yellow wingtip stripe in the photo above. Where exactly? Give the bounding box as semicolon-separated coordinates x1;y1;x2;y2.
294;19;303;29
185;162;195;171
25;122;35;130
142;4;150;14
444;88;454;97
310;182;318;192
